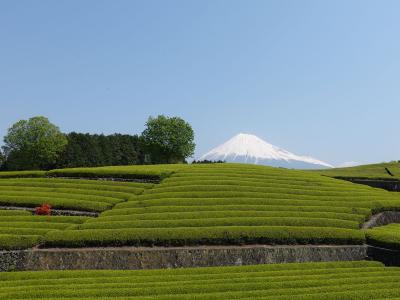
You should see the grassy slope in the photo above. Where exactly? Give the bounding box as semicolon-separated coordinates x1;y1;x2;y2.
44;163;400;247
2;261;400;299
313;162;400;180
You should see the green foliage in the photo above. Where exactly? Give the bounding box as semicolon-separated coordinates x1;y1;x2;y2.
0;213;90;250
47;164;185;180
43;163;400;248
3;261;398;299
0;234;41;250
0;150;4;170
0;170;46;178
313;161;400;180
142;115;195;163
45;226;365;247
366;224;400;250
0;115;197;170
2;116;67;170
79;217;360;230
0;177;152;212
0;209;31;216
3;163;400;249
56;132;145;168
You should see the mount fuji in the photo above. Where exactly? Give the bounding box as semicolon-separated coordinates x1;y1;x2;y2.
200;133;333;169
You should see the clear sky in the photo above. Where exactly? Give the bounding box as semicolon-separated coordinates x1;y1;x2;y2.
1;0;399;167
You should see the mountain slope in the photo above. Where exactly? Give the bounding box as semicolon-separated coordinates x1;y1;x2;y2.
200;133;333;169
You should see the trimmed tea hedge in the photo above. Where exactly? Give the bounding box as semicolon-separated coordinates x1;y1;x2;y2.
1;261;400;299
47;164;185;180
366;224;400;250
0;170;46;179
0;211;90;250
45;226;365;247
0;234;41;250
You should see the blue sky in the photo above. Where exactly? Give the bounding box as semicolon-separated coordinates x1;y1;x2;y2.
1;0;399;167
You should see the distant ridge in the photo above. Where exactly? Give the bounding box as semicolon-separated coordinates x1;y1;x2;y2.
200;133;333;169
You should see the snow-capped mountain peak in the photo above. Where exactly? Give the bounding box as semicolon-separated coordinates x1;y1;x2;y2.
200;133;333;169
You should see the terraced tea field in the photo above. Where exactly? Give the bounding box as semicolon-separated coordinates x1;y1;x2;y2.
0;177;153;249
0;178;152;212
2;163;400;250
0;209;89;250
1;261;400;299
314;162;400;180
43;164;400;248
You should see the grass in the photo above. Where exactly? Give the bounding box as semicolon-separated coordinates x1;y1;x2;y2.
43;163;400;248
366;224;400;250
1;261;400;299
313;162;400;180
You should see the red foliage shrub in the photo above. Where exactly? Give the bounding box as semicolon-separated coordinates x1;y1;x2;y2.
35;203;52;215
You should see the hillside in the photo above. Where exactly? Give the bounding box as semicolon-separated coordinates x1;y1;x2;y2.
2;163;400;250
313;162;400;180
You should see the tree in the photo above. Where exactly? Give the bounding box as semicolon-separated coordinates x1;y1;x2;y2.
141;115;195;163
55;132;144;168
2;116;67;170
0;150;4;170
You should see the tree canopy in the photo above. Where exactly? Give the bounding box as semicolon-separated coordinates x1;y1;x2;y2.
142;115;195;163
0;115;195;170
56;133;145;168
2;116;67;170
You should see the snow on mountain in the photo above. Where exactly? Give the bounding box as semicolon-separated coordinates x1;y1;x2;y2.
200;133;333;169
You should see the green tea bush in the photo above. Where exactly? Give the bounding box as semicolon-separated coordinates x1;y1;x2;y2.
0;234;41;250
44;226;365;248
366;224;400;250
1;261;400;299
0;170;46;179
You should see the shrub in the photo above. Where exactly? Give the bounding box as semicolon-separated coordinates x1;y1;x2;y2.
34;203;51;215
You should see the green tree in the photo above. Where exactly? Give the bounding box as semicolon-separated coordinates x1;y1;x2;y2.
2;116;67;170
0;150;4;170
141;115;195;163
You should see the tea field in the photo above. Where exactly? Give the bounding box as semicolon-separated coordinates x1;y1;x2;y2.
2;163;400;249
313;162;400;180
1;261;400;299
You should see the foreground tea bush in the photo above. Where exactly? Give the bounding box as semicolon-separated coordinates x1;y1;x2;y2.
1;261;400;299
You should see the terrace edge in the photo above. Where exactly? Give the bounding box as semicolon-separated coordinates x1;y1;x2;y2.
0;244;367;271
